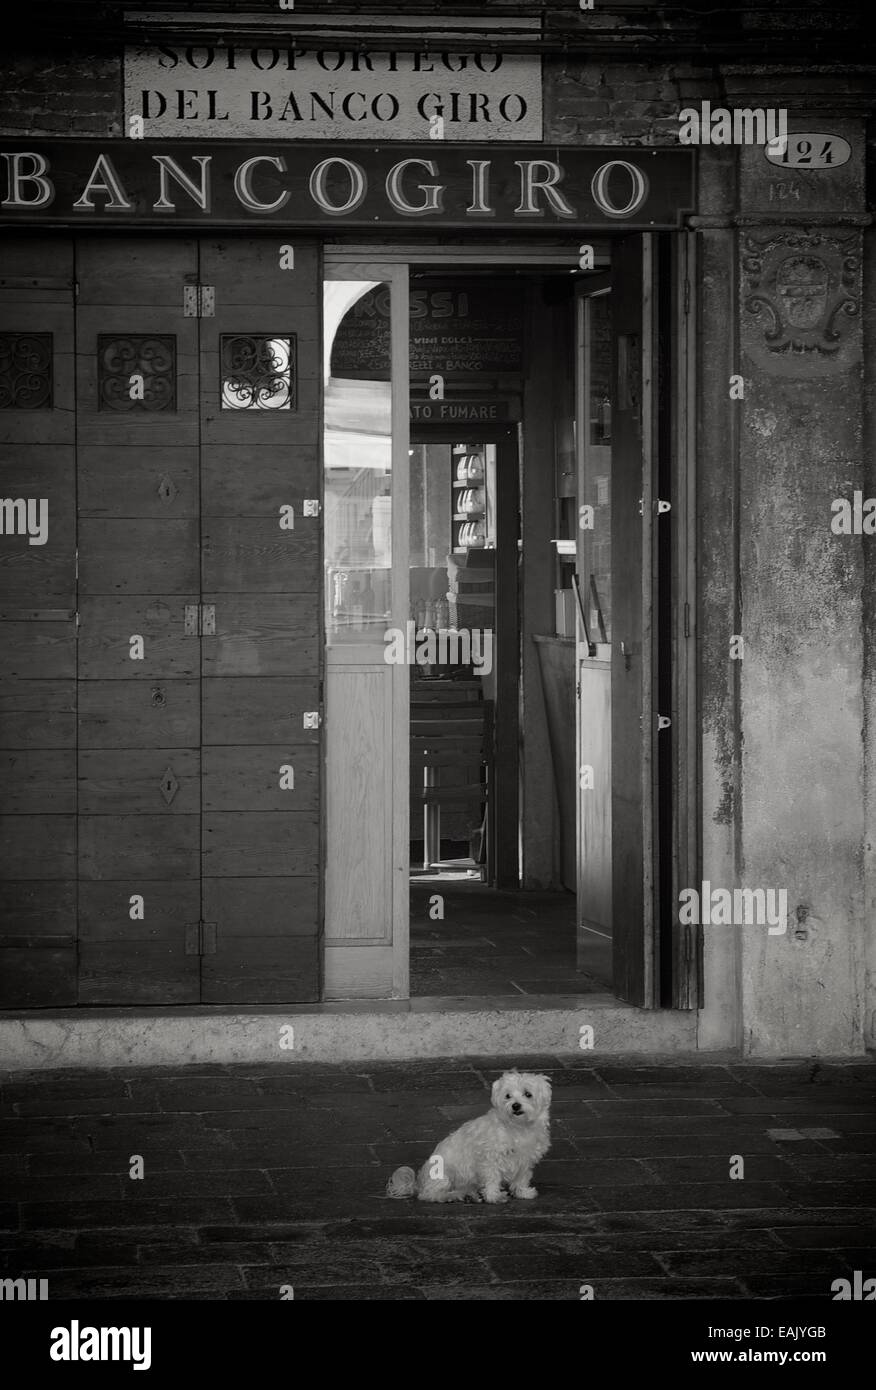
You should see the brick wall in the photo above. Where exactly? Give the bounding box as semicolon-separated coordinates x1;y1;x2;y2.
0;54;121;137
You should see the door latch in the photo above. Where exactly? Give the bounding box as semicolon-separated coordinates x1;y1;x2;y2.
638;498;672;515
657;714;672;731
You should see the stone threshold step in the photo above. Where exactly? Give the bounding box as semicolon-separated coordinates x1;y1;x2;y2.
0;993;698;1071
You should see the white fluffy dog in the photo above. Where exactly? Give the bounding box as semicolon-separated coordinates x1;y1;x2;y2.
386;1071;551;1204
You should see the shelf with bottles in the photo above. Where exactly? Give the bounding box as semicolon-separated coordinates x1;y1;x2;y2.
451;443;495;552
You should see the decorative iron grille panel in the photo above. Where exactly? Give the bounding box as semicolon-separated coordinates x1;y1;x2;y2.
221;335;296;410
0;333;53;409
97;336;176;412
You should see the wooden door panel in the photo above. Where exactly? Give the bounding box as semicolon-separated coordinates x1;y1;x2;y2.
0;880;75;938
0;814;75;878
203;243;319;308
199;237;322;1002
201;938;319;1005
325;663;392;943
78;879;201;1007
0;949;77;1008
201;594;318;676
76;239;199;305
0;445;75;603
77;596;200;679
0;678;76;748
0;298;74;446
74;310;199;449
77;941;201;1006
0;520;75;604
79;814;200;881
201;445;318;515
203;877;318;936
75;237;201;1004
2;236;324;1006
78;446;197;519
78;748;200;815
0;750;75;813
200;399;320;447
0;239;77;1005
0;621;75;677
201;520;318;592
203;813;318;878
79;880;200;941
202;745;319;812
202;677;320;745
78;679;198;749
79;520;199;594
74;240;199;466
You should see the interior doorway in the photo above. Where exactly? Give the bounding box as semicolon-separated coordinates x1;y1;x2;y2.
407;428;518;889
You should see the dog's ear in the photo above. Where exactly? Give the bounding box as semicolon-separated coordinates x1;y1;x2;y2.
533;1075;552;1111
491;1075;508;1107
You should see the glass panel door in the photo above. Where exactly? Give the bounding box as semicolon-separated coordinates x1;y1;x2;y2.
576;284;614;952
322;266;409;1000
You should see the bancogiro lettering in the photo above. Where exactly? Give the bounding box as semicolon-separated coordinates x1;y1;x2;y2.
0;143;694;229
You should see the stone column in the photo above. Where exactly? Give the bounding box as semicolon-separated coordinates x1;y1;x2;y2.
732;92;868;1054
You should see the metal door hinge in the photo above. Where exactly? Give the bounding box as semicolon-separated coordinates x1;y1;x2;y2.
185;921;217;955
303;499;320;517
638;498;671;515
184;603;215;635
183;284;215;317
303;711;321;730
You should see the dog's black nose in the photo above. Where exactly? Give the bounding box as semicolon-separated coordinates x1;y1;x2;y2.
512;1102;523;1113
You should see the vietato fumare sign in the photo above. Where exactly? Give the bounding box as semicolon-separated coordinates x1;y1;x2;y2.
0;144;695;229
124;43;544;142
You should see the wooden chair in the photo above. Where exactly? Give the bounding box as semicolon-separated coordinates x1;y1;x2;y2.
410;697;494;876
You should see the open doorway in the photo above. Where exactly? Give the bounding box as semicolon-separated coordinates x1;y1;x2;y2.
322;239;693;1009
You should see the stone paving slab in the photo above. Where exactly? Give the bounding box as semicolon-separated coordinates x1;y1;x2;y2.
0;1056;874;1300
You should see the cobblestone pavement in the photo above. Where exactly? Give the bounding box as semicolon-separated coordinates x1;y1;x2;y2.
1;1056;874;1300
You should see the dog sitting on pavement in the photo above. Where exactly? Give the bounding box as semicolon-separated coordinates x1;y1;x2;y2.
386;1071;551;1204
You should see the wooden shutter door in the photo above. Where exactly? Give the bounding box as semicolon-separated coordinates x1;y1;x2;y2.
76;238;202;1004
0;239;77;1005
199;238;321;1003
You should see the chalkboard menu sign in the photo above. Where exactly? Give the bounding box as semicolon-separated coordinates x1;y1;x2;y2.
331;280;524;381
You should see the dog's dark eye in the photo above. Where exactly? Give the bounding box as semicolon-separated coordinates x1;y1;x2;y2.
524;1091;532;1098
505;1093;511;1099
